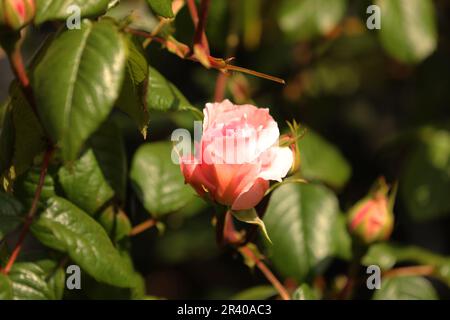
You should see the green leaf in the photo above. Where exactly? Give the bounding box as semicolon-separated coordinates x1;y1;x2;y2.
88;120;128;203
373;276;438;300
263;183;339;281
0;85;47;177
363;242;450;286
35;0;111;24
0;102;14;176
58;149;114;215
377;0;437;64
231;286;277;300
278;0;347;41
401;127;450;221
147;66;192;112
31;197;136;288
0;273;13;300
0;192;23;240
146;0;174;18
0;241;9;266
116;36;149;137
14;166;55;208
8;260;65;300
331;213;352;261
32;19;127;161
298;129;351;189
83;248;144;300
232;209;271;243
98;206;132;243
130;142;194;218
292;284;318;300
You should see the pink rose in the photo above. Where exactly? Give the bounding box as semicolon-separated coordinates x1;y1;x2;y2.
180;99;293;210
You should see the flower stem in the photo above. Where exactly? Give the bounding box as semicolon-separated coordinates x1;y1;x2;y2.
217;210;291;300
383;265;435;278
129;219;157;236
239;245;291;300
2;147;54;274
187;0;210;53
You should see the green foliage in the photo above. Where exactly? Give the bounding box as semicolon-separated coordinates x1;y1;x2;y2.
8;260;65;300
0;86;46;177
14;166;56;208
231;286;277;300
298;129;351;189
0;273;13;300
232;209;271;243
88;120;128;203
147;66;192;111
32;19;127;161
98;206;132;243
130;141;194;218
373;276;438;300
0;192;23;240
292;284;319;300
264;183;340;281
35;0;111;24
377;0;437;63
116;36;150;137
31;197;136;288
363;243;450;286
146;0;174;19
401;127;450;221
278;0;347;41
58;149;114;215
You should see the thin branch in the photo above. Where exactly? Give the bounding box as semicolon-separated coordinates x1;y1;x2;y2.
383;265;435;278
129;218;157;236
194;0;211;51
8;41;39;116
239;245;291;301
225;65;285;84
214;0;240;102
143;18;170;49
187;0;209;53
9;44;29;88
2;147;54;274
125;27;284;84
220;211;290;300
214;72;229;102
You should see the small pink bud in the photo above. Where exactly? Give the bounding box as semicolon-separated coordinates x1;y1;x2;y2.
347;179;395;244
0;0;35;31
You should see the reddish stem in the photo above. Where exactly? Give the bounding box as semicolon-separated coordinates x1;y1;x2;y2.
129;219;157;236
383;265;435;278
2;147;54;274
10;44;29;88
239;245;291;301
214;72;229;102
187;0;210;53
221;211;290;300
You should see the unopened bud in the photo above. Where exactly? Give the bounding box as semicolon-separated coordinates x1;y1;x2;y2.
347;178;395;245
0;0;35;31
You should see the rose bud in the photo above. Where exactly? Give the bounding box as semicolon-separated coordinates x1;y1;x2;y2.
347;179;395;245
180;99;294;210
0;0;35;31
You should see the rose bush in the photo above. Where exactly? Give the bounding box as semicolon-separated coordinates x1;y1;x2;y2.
0;0;448;302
